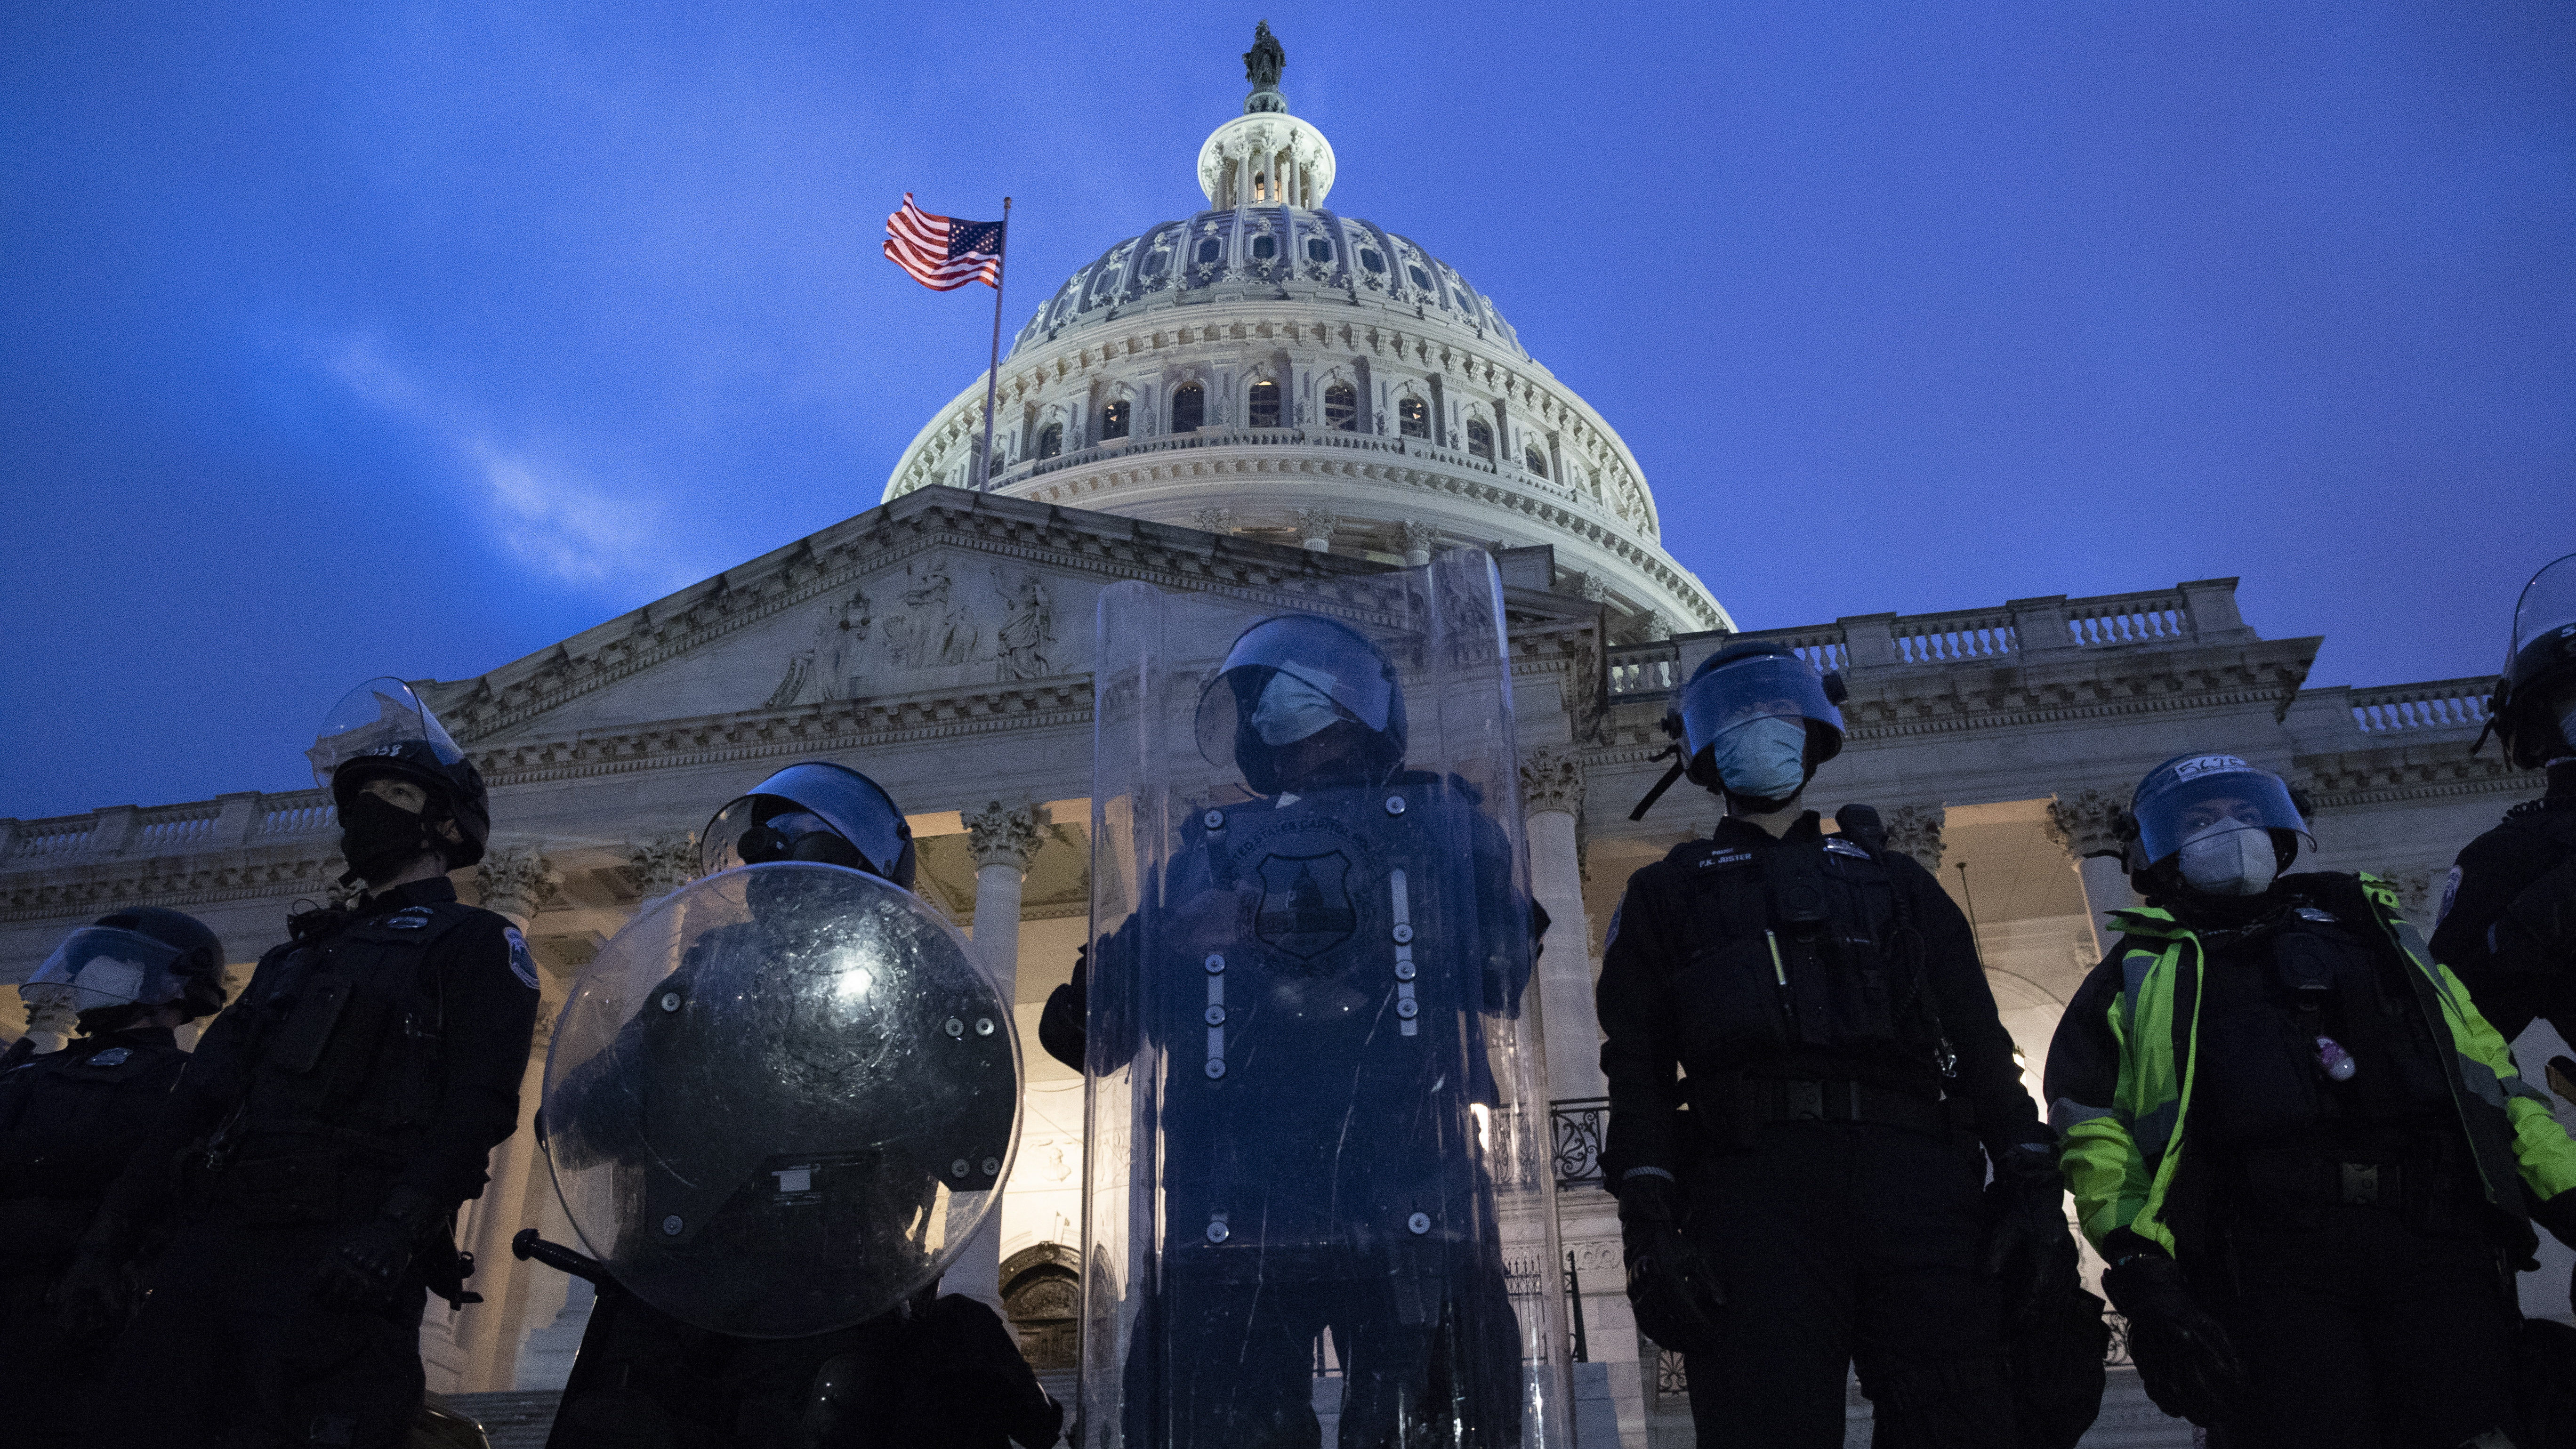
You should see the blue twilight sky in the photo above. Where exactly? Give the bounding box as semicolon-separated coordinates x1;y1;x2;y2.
4;2;2571;820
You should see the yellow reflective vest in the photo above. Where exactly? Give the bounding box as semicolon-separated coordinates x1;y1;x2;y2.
2045;874;2576;1264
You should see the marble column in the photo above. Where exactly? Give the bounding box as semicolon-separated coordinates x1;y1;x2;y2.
1399;518;1439;568
2044;789;2141;955
624;833;701;913
16;988;76;1055
1518;746;1603;1101
1294;506;1339;554
1190;506;1236;537
952;800;1051;1312
1879;805;1947;872
474;846;562;932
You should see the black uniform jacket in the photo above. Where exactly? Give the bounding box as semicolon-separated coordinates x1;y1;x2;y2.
0;1027;188;1266
1595;812;2040;1180
120;877;537;1217
2431;759;2576;1045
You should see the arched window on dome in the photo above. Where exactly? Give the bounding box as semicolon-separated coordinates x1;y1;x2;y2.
1248;380;1281;429
1325;383;1357;432
1171;382;1204;435
1524;445;1547;478
1398;397;1429;440
1254;172;1271;202
1466;419;1494;462
1101;399;1130;441
1037;423;1063;461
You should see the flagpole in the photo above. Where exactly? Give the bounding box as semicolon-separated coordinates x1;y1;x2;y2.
976;197;1012;491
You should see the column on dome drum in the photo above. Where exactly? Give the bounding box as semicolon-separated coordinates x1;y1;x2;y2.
1079;550;1570;1449
542;861;1020;1341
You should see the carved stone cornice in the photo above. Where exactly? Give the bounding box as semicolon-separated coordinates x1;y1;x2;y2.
1880;805;1947;872
964;801;1050;874
2296;747;2541;814
1520;746;1586;817
475;847;561;926
2;851;349;924
623;835;700;901
2043;789;2127;858
1189;506;1236;534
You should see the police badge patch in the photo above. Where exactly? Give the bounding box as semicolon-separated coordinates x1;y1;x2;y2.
504;927;540;990
2433;866;2462;932
1253;850;1359;962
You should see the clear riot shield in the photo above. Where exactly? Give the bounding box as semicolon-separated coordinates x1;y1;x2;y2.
1082;549;1570;1449
543;862;1019;1339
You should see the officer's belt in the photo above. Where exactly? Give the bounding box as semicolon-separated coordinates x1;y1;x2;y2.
1747;1078;1948;1136
2236;1147;2427;1209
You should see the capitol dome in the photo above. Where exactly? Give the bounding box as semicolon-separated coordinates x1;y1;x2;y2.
882;31;1728;637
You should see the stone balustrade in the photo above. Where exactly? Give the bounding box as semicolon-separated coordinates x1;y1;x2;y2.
1601;578;2286;699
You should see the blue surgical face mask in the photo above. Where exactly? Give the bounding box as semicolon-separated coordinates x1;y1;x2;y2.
1710;716;1809;802
1250;664;1344;747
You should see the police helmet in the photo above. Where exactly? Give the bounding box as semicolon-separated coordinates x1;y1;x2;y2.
309;677;491;869
2128;754;2315;870
700;761;918;890
2491;552;2576;769
28;906;229;1021
1193;613;1407;796
1669;641;1847;790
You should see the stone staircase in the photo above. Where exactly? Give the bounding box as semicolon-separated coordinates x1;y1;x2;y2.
1643;1367;2195;1448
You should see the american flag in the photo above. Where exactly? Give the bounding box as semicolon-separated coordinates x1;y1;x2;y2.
883;193;1006;291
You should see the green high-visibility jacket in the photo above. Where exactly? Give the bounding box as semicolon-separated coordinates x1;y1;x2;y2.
2043;873;2576;1264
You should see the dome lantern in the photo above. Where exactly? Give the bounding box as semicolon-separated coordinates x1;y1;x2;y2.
1197;24;1333;209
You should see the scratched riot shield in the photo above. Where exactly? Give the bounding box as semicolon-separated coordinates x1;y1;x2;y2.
543;861;1019;1339
1082;549;1570;1448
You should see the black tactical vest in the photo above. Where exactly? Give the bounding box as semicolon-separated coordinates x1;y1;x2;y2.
1666;832;1949;1082
0;1034;188;1260
233;900;471;1168
2184;905;2456;1155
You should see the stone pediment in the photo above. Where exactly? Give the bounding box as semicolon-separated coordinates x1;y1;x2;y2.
428;487;1600;751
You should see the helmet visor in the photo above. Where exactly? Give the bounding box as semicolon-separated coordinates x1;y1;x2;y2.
310;677;466;789
28;926;185;1011
2508;552;2576;675
2132;756;2313;865
701;763;911;883
1192;615;1397;769
1676;652;1843;762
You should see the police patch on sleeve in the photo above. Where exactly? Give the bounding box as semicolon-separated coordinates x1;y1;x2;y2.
1603;903;1623;950
2432;866;2462;932
503;927;540;990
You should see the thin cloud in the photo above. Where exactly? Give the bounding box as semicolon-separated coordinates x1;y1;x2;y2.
322;335;693;593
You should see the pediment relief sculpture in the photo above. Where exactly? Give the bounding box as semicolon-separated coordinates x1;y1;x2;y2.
768;556;1065;708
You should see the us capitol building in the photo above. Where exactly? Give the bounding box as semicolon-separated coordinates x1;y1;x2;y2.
3;30;2565;1448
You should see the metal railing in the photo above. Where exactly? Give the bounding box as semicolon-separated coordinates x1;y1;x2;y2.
1550;1097;1608;1188
2350;677;2494;734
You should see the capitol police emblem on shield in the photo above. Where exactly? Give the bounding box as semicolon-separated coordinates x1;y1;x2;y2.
1254;851;1357;962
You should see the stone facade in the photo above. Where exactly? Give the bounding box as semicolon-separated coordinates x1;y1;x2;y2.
4;38;2569;1449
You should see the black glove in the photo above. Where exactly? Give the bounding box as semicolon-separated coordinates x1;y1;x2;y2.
1981;1139;2075;1319
1037;945;1088;1074
314;1186;443;1310
2102;1248;2245;1427
2534;1184;2576;1254
50;1244;140;1344
1617;1172;1724;1356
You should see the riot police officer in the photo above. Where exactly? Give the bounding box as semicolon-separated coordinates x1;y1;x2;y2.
0;908;229;1445
1597;641;2059;1448
64;678;539;1448
1041;607;1541;1448
2047;753;2576;1446
2434;552;2576;1061
538;760;1059;1449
